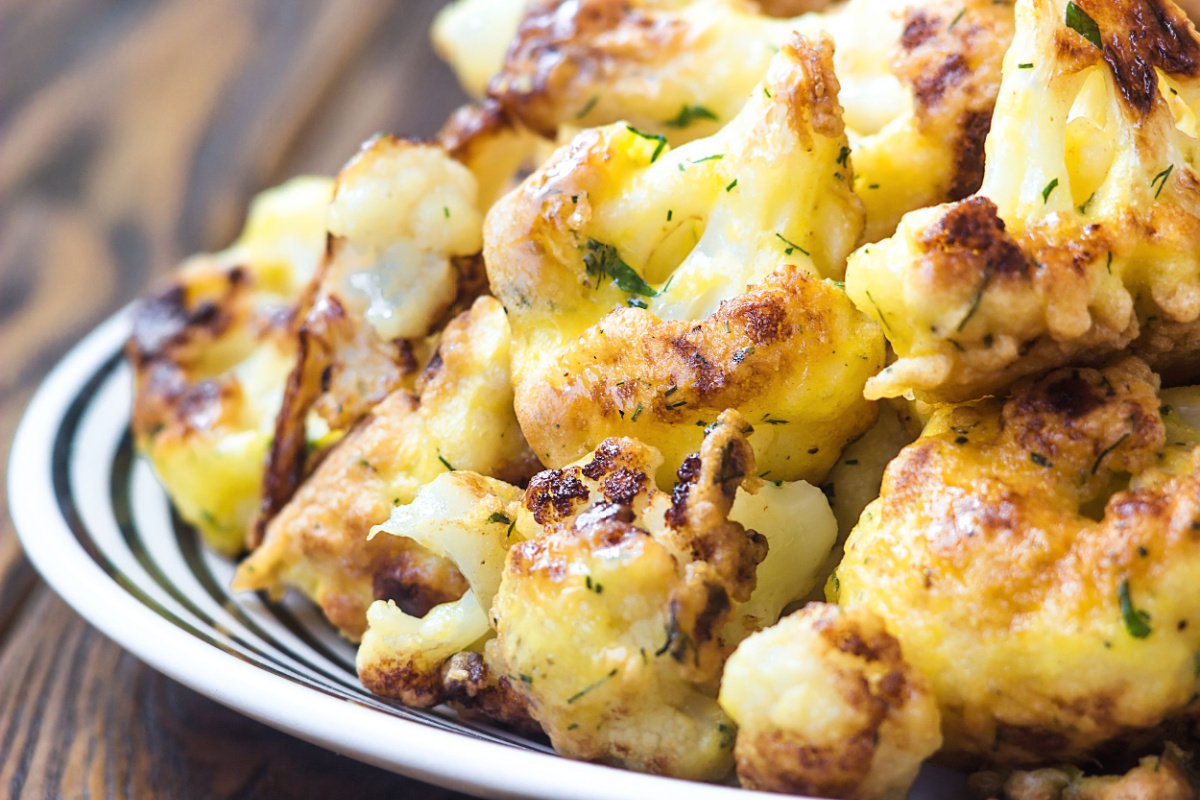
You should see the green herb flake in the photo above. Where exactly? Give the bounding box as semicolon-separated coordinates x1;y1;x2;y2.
438;455;456;472
625;124;668;162
631;403;644;422
836;146;851;168
583;239;657;297
443;206;450;218
566;669;618;704
358;459;376;472
665;104;718;128
691;153;725;164
666;209;673;222
864;289;893;333
519;673;534;685
576;95;599;119
1042;177;1059;203
1065;2;1102;49
1018;62;1034;69
1152;164;1174;199
948;7;966;29
1092;432;1131;475
725;178;738;192
1118;579;1152;639
1030;452;1052;467
487;512;512;526
627;296;648;309
664;385;678;397
775;232;810;257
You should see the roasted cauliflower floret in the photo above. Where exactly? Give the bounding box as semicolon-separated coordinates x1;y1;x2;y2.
834;358;1200;764
127;176;332;554
969;744;1197;800
486;34;884;485
234;297;536;639
492;412;768;780
465;0;1011;239
356;471;523;707
849;0;1200;402
257;135;489;532
720;603;942;800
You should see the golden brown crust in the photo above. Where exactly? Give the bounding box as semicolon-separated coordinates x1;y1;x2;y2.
835;359;1200;764
893;0;1013;201
721;603;943;800
969;743;1198;800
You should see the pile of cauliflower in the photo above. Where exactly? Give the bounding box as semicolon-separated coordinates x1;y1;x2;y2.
128;0;1200;797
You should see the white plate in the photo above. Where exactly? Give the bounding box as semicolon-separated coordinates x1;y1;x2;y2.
9;306;965;800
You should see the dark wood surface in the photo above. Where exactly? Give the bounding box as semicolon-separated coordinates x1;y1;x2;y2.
0;0;475;796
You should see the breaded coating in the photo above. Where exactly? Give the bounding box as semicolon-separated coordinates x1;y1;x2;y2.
485;34;884;486
834;358;1200;764
256;135;488;535
491;411;767;780
446;0;1011;239
234;298;537;639
356;471;523;707
969;744;1197;800
127;177;332;554
849;0;1200;402
720;603;942;800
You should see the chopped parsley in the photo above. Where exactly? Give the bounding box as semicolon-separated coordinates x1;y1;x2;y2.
566;669;618;703
1065;2;1102;50
437;455;456;471
775;232;809;257
665;104;718;128
1042;177;1059;203
836;146;851;168
631;403;644;422
583;239;657;296
625;124;667;162
1018;62;1034;69
487;512;512;525
725;178;738;192
691;153;725;164
575;95;599;119
948;7;966;29
1118;579;1152;639
1030;452;1052;467
1152;165;1174;199
1092;432;1131;475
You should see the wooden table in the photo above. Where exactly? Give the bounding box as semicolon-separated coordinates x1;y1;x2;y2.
1;1;475;796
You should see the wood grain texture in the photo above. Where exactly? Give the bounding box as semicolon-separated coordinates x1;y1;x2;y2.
0;0;475;796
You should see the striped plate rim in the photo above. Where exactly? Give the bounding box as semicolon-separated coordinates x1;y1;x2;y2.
9;305;962;800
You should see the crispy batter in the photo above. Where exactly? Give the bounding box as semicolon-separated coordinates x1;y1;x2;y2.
485;34;883;485
235;298;537;639
464;0;1011;240
255;135;488;537
492;411;766;780
849;0;1200;402
834;359;1200;764
720;603;942;800
128;177;331;555
969;744;1198;800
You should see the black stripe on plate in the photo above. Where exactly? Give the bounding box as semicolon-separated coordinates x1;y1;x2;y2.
51;347;540;750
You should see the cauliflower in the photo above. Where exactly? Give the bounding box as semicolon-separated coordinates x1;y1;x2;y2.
848;0;1200;403
491;411;766;780
256;135;489;534
356;471;523;707
485;34;885;486
233;297;537;639
457;0;1011;239
719;603;942;800
969;744;1196;800
127;176;332;554
833;358;1200;763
